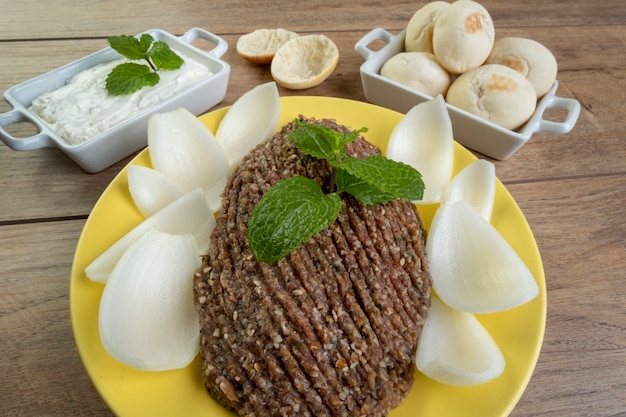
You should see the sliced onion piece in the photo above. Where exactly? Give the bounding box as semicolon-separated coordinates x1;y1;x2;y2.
426;201;539;313
416;296;505;386
85;188;214;283
215;81;280;169
99;228;200;371
386;95;454;204
127;165;185;218
442;159;496;222
148;108;229;212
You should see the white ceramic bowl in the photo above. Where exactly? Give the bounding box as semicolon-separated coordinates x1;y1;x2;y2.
355;28;581;160
0;28;230;173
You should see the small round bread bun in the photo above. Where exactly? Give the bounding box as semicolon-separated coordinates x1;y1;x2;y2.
446;64;537;130
237;28;298;64
432;0;495;74
486;37;557;98
271;34;339;90
381;52;452;97
404;1;450;53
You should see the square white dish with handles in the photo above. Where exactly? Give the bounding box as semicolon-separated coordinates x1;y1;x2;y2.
0;27;230;173
355;28;581;160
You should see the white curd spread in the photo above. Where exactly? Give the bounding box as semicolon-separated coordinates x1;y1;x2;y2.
30;53;213;145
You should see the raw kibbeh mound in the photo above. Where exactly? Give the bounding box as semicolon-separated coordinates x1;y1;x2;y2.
194;117;432;416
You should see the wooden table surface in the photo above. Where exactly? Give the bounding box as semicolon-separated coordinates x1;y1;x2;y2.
1;1;624;416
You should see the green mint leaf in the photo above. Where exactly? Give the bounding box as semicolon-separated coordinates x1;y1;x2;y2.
338;127;368;149
247;176;342;264
105;34;185;96
138;34;154;54
246;122;424;263
334;169;396;205
289;123;370;167
338;155;425;201
148;41;184;70
288;123;338;161
108;34;153;60
105;63;160;96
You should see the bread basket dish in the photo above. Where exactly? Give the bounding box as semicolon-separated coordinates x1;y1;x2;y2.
355;28;580;160
0;28;230;173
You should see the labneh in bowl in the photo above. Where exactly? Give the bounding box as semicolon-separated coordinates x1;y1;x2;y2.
355;28;581;160
0;28;230;173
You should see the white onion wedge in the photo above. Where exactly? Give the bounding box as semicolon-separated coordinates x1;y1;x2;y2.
127;165;185;218
442;159;496;222
426;201;539;313
148;108;229;212
99;228;200;371
386;95;454;204
85;188;214;283
215;81;280;169
416;296;505;386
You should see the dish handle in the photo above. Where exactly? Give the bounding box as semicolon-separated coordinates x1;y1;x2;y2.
0;108;54;151
355;28;395;61
526;81;581;135
178;28;228;59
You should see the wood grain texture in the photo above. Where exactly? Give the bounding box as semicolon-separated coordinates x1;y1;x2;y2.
0;0;624;416
508;175;626;417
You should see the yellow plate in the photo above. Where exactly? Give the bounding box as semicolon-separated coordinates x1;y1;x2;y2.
70;96;546;417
